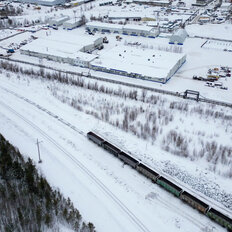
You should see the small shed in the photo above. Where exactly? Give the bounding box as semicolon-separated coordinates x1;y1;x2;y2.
169;28;188;45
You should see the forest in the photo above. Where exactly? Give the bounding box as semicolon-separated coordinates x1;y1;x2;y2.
0;134;96;232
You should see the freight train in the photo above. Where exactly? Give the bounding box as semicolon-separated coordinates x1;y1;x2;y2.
87;131;232;231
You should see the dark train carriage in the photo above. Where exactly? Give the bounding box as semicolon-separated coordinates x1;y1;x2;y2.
102;141;121;156
118;151;139;168
87;132;105;146
157;176;183;197
181;191;209;214
207;208;232;230
136;163;159;182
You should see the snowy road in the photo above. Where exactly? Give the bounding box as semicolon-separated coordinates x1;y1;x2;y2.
0;77;225;232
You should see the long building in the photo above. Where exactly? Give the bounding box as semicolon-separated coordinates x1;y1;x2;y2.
90;46;186;83
86;21;159;38
49;16;70;27
20;34;102;67
14;0;65;6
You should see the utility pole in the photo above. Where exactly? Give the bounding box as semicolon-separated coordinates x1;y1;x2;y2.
36;139;43;163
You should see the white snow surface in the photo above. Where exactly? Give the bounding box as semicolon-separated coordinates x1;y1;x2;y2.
0;70;230;232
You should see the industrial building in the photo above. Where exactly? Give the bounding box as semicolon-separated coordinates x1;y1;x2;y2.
169;29;188;45
90;46;186;83
14;0;65;6
108;12;142;21
86;21;159;38
20;34;102;67
49;16;70;27
133;0;171;7
63;18;83;30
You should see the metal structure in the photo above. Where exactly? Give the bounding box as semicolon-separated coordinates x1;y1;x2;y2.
183;90;200;101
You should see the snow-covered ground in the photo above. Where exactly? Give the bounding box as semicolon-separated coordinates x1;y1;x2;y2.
1;1;232;231
186;24;232;40
0;67;231;231
1;24;231;103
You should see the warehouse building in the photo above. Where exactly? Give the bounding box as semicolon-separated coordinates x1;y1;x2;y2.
49;16;70;27
86;21;159;37
90;46;186;83
108;12;142;21
20;35;102;67
14;0;65;6
63;18;83;30
169;28;188;45
133;0;171;7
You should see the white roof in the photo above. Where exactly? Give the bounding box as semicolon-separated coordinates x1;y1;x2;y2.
51;15;69;21
20;34;101;60
76;51;97;62
86;22;123;30
91;46;186;79
123;24;153;32
63;18;82;24
108;11;142;18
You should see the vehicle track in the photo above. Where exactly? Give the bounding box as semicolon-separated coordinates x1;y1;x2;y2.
0;99;151;232
1;85;231;222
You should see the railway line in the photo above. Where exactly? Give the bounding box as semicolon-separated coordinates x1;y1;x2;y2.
0;85;231;231
0;56;232;108
0;99;151;232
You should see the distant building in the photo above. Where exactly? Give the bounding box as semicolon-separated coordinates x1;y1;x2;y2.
108;12;142;21
49;16;70;27
192;0;212;6
86;21;159;38
133;0;171;7
90;45;186;83
169;28;188;45
63;18;83;30
20;34;103;67
13;0;65;6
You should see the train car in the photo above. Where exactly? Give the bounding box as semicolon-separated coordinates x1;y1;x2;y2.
118;151;139;168
207;208;232;230
157;176;183;197
136;163;159;182
87;132;105;146
102;141;121;156
181;191;209;214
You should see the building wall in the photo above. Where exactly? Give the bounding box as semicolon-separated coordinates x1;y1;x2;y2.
15;0;65;6
86;23;159;38
63;20;82;30
49;16;70;27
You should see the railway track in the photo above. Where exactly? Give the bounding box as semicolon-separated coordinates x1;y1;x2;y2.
0;99;151;232
1;85;231;226
0;56;232;108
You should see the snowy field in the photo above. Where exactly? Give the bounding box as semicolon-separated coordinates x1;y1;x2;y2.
0;65;231;231
0;29;19;40
186;24;232;40
202;40;232;52
1;1;232;231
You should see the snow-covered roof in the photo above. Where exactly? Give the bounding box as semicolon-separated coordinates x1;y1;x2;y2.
108;11;142;19
63;18;82;24
86;22;123;30
20;34;101;60
91;46;186;79
123;24;154;32
76;51;97;62
50;15;70;22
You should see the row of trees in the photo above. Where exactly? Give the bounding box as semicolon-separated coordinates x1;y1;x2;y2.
0;134;96;232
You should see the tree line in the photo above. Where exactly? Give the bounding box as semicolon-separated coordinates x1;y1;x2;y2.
0;134;96;232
